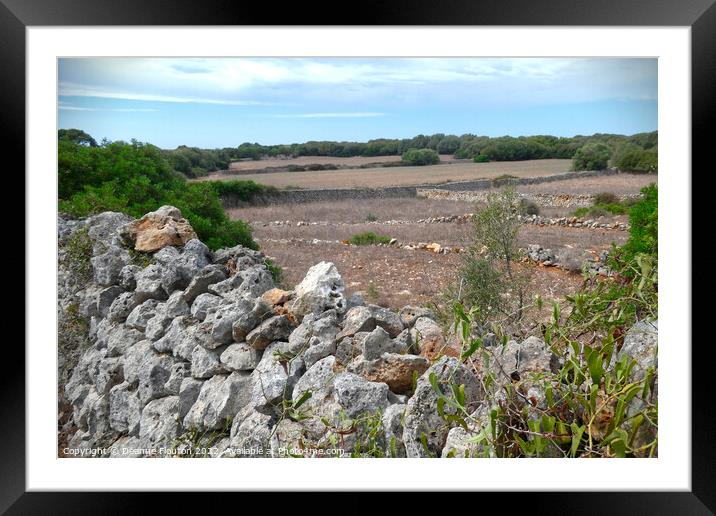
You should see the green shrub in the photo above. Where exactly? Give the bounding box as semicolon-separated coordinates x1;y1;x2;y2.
401;148;440;166
365;213;378;222
614;148;657;173
622;184;657;260
349;232;391;246
58;135;258;251
473;154;490;163
519;198;540;216
264;258;285;286
572;143;611;171
593;192;618;205
457;187;529;326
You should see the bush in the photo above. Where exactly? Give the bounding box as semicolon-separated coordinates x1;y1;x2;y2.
401;148;440;166
473;154;490;163
572;143;611;171
519;198;540;216
457;187;529;326
349;232;391;246
58;135;258;251
622;184;657;260
593;192;618;205
614;148;657;173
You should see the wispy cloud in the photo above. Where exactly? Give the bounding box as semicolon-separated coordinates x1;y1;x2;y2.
58;101;158;112
58;57;657;109
271;112;385;118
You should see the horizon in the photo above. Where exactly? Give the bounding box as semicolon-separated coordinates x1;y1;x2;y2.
58;57;658;148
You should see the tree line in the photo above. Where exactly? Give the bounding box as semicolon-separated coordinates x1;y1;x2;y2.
59;128;658;177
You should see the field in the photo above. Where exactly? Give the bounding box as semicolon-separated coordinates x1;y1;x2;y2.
229;170;657;311
202;158;572;189
227;154;458;172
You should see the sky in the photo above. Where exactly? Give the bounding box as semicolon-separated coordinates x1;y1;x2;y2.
58;58;657;149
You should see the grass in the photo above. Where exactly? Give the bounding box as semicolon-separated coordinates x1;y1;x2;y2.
64;227;94;284
349;231;392;246
573;192;639;218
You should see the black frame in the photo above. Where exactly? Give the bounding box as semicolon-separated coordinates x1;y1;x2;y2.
7;0;712;511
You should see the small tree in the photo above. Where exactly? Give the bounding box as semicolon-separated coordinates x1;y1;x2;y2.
457;187;530;326
572;143;610;171
401;148;440;166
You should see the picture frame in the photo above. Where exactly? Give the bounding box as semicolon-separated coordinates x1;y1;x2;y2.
8;0;712;509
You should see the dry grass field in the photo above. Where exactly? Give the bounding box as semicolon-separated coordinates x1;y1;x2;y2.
226;170;656;311
227;154;458;171
203;158;572;189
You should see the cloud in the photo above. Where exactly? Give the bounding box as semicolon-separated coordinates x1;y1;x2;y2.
58;57;657;110
58;101;158;112
270;112;385;118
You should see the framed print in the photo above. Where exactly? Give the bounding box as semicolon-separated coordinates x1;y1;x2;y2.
8;0;714;511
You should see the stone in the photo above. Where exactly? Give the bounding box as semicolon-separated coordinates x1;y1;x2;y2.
178;377;204;420
154;316;190;354
134;264;169;303
212;299;254;345
231;265;275;300
220;343;263;371
109;436;144;458
182;264;228;304
334;337;361;366
139;396;181;448
87;211;133;252
126;299;161;332
348;353;429;394
289;261;346;319
441;404;494;458
231;298;273;342
369;305;403;337
250;342;304;410
96;286;124;318
190;345;228;379
362;326;406;360
337;305;376;338
270;419;308;457
229;405;276;457
109;382;141;435
125;205;197;252
106;324;144;357
261;288;293;307
333;372;389;419
183;372;252;431
291;355;337;413
383;403;407;457
403;357;483;457
399;305;436;328
137;353;176;404
164;362;190;394
394;329;415;354
190;293;225;322
246;315;292;350
123;340;154;386
207;273;245;297
107;292;140;323
412;316;457;359
94;356;124;394
287;311;339;358
91;246;131;287
119;264;141;291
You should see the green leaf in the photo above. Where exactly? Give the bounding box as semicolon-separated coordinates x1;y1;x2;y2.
570;423;585;457
293;390;312;409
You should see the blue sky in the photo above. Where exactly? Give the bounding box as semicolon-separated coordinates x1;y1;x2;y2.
58;58;657;149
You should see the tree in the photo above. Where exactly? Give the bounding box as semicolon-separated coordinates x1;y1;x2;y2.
401;148;440;166
572;143;611;171
58;128;97;147
457;187;530;326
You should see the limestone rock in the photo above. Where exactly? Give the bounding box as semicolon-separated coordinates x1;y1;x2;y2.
348;353;429;394
403;357;483;457
289;261;346;319
125;205;197;252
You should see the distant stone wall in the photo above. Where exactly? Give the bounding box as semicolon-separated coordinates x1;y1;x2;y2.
220;168;620;207
220;186;418;207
